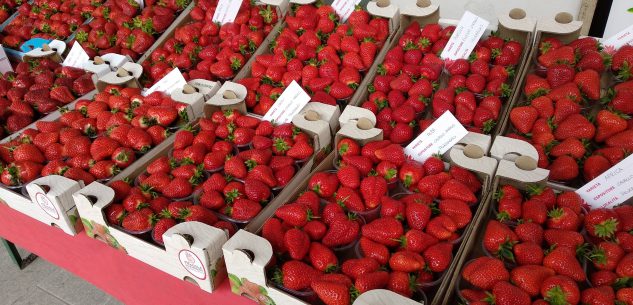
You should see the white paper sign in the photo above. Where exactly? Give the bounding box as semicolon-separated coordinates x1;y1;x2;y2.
440;11;490;60
144;68;187;96
332;0;361;22
576;154;633;209
602;24;633;52
63;42;90;69
404;111;468;163
262;81;310;124
135;0;144;10
212;0;243;25
0;45;13;74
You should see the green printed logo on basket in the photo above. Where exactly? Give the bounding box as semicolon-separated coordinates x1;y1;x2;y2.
229;274;276;305
81;218;127;253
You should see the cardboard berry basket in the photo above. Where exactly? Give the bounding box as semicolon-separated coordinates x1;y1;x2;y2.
0;62;219;236
72;102;336;293
495;14;632;190
439;133;633;305
220;0;402;116
349;4;536;140
221;113;499;305
136;0;288;87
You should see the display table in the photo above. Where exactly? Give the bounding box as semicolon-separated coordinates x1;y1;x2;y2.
0;203;255;305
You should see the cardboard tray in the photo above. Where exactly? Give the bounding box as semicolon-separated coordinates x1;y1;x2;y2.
348;5;536;137
71;101;338;293
226;0;403;113
495;14;621;190
222;116;499;305
136;0;289;87
0;65;220;236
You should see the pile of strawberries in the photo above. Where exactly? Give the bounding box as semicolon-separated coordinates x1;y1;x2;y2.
1;0;101;48
140;0;277;86
611;44;633;81
236;4;389;115
0;0;23;24
105;111;314;245
0;57;95;137
458;184;633;305
359;22;450;144
0;85;187;187
259;138;482;305
443;35;523;134
72;0;185;61
508;37;633;185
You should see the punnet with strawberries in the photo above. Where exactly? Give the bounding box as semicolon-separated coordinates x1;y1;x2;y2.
1;0;103;49
0;0;24;26
0;56;95;138
222;133;499;305
233;3;391;115
102;110;316;246
138;0;279;86
70;0;191;61
450;178;633;305
356;13;533;144
0;84;196;189
504;36;633;187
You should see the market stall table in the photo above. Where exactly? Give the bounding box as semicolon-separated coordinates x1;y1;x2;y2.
0;203;255;305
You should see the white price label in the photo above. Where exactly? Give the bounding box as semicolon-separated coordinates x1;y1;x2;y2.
0;45;12;74
144;68;187;96
135;0;144;10
262;81;311;124
576;154;633;209
212;0;243;25
63;42;90;69
440;11;490;61
332;0;361;22
602;24;633;52
404;112;468;163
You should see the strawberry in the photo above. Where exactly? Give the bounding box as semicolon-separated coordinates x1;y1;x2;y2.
309;242;338;272
322;217;360;248
491;281;531;305
152;218;176;244
595;110;629;142
122;208;155;232
574;69;601;100
309;172;339;198
510;106;538;134
362;217;403;247
275;260;320;291
423;242;453;272
543;246;586;282
311;280;349;305
462;257;510;290
389;251;425;272
540;275;580;305
284;228;310;260
585;208;621;239
511;265;556;297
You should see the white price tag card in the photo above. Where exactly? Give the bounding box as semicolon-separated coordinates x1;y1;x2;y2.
404;111;468;163
212;0;243;25
602;24;633;52
262;81;310;124
332;0;361;23
144;68;187;96
0;45;13;74
63;42;90;69
135;0;144;10
576;154;633;209
440;11;490;61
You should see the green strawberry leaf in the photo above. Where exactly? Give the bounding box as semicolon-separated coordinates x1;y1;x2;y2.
81;218;93;235
628;7;633;12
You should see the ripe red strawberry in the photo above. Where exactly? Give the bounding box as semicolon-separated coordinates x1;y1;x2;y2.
511;265;556;297
543;246;586;282
462;256;510;290
308;172;339;198
284;228;310;260
311;279;349;305
122;208;155;232
510;106;538;134
362;217;403;247
540;275;581;305
585;208;621;239
309;242;338;272
152;218;176;244
322;217;360;248
276;260;320;291
423;242;453;272
574;69;601;100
